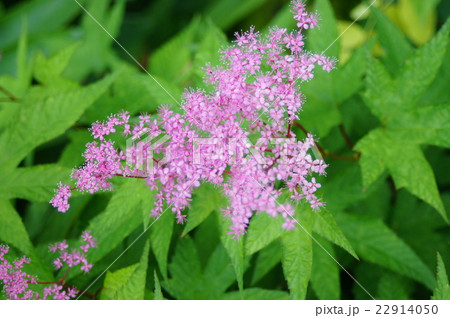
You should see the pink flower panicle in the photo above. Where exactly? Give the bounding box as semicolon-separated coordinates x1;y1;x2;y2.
51;0;335;237
49;231;96;273
50;183;72;213
0;232;97;300
0;245;38;300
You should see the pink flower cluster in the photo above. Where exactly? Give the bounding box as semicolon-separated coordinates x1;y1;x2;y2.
51;0;334;237
49;231;97;273
0;232;97;300
0;245;37;300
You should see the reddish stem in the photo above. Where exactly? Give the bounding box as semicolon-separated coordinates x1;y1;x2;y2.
293;120;360;161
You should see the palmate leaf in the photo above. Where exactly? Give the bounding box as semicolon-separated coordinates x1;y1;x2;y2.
356;18;450;222
0;72;116;171
101;238;150;300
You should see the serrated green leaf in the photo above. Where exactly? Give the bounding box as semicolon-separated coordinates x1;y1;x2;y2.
101;239;150;300
312;208;358;259
150;209;174;280
165;236;208;299
183;183;226;235
393;18;449;106
217;211;246;295
0;73;116;171
245;212;284;255
34;43;80;85
81;180;148;265
356;129;447;222
432;253;450;300
388;103;450;148
0;164;71;201
335;213;436;289
371;7;413;74
311;236;340;300
280;206;313;300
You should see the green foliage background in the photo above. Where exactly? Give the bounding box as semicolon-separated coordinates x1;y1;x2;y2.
0;0;449;300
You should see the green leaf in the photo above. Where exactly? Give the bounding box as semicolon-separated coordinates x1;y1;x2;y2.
394;18;450;106
432;253;450;300
280;206;313;300
251;240;282;284
331;46;366;104
0;200;34;254
153;270;164;300
312;208;358;259
101;239;150;300
183;183;227;235
307;0;340;57
356;129;448;222
0;73;116;171
203;243;237;294
217;211;246;295
165;236;208;299
245;212;284;255
358;24;450;221
0;0;81;50
223;288;289;300
149;17;199;84
205;0;270;30
377;272;412;300
335;213;436;289
0;164;71;201
34;43;80;85
371;7;413;74
311;236;340;300
82;180;148;265
150;209;174;280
